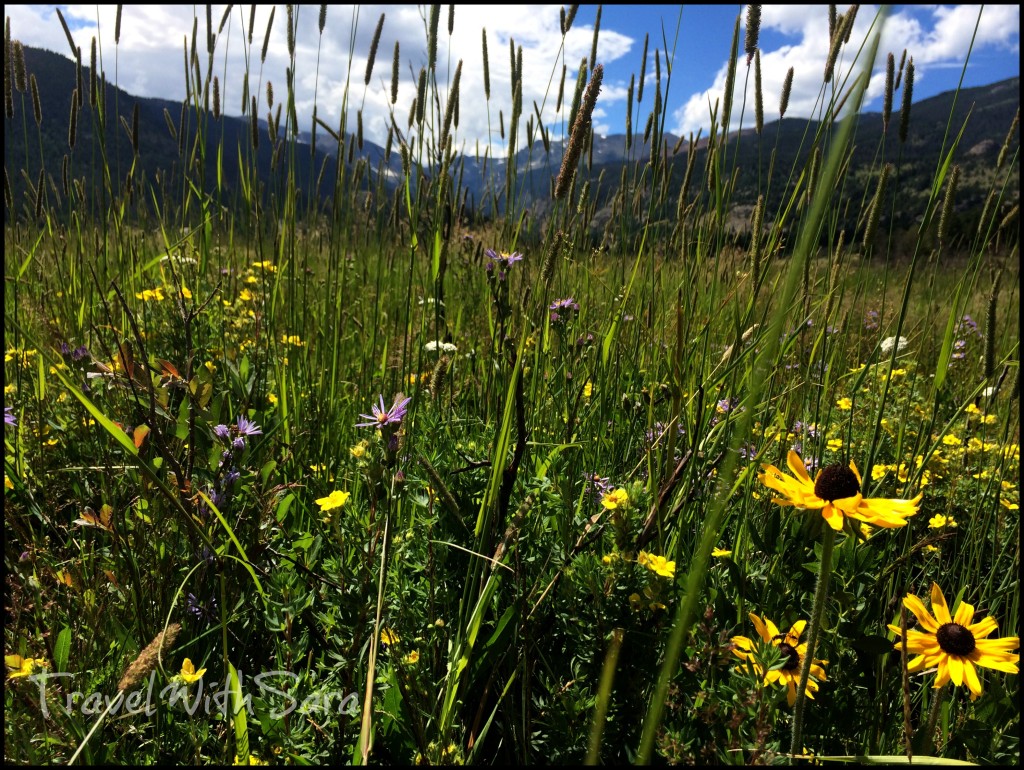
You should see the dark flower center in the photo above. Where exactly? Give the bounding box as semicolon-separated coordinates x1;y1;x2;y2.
778;642;800;670
936;623;976;656
814;464;860;502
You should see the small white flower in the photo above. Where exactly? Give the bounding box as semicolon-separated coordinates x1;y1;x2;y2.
982;385;997;398
879;336;908;355
424;340;457;354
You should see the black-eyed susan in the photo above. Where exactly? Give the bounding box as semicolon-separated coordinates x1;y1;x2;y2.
759;450;921;531
731;613;827;707
888;583;1019;700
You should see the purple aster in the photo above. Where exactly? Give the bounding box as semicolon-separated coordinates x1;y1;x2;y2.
5;406;17;427
356;393;412;429
549;297;580;325
235;415;263;437
213;424;231;440
484;248;524;281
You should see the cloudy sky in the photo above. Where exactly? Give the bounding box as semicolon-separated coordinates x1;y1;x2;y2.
7;5;1020;152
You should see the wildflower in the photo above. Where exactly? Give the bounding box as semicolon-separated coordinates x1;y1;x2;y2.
965;403;982;415
281;334;305;346
549;297;579;325
826;438;843;452
267;392;278;406
180;658;207;684
638;551;676;579
888;583;1019;700
356;394;411;429
880;335;908;355
583;381;593;399
942;434;961;446
424;340;458;354
252;260;276;272
928;514;957;529
871;464;889;481
731;613;827;707
239;288;254;301
484;248;523;281
380;628;400;645
4;407;14;427
316;490;351;512
350;440;369;459
601;488;629;510
712;547;732;558
403;650;420;665
6;655;48;679
759;450;922;531
836;397;853;410
135;287;165;302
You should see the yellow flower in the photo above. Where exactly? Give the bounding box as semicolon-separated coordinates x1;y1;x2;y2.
871;464;890;481
982;414;998;425
181;286;193;299
380;628;400;645
267;392;278;406
601;488;630;510
180;658;206;684
731;613;827;707
350;441;368;459
927;514;957;529
888;583;1019;700
281;334;304;347
759;450;922;531
239;288;254;302
711;547;732;558
942;434;961;446
6;655;48;679
836;397;853;410
403;650;420;665
965;403;982;415
583;381;593;399
252;260;277;272
135;287;165;302
890;368;907;377
826;438;843;452
315;490;351;512
638;550;676;579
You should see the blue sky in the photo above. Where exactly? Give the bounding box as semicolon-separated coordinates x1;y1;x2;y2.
8;5;1020;150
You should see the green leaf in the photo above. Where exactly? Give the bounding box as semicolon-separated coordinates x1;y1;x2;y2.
53;627;72;673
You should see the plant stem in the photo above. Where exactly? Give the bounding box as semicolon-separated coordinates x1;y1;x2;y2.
789;524;836;763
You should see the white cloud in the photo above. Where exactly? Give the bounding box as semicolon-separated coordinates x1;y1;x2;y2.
8;4;634;153
671;5;1020;137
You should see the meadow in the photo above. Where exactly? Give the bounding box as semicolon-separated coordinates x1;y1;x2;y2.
4;5;1020;765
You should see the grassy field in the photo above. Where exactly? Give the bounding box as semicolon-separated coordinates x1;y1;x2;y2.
4;5;1020;765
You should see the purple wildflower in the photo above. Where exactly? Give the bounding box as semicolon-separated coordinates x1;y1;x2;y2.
213;424;231;440
357;394;412;429
864;310;880;331
549;297;580;325
4;406;15;427
236;415;263;437
484;248;524;282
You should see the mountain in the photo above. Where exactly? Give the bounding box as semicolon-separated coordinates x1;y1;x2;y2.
5;44;1019;245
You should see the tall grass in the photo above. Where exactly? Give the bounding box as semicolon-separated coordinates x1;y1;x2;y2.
4;4;1019;765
